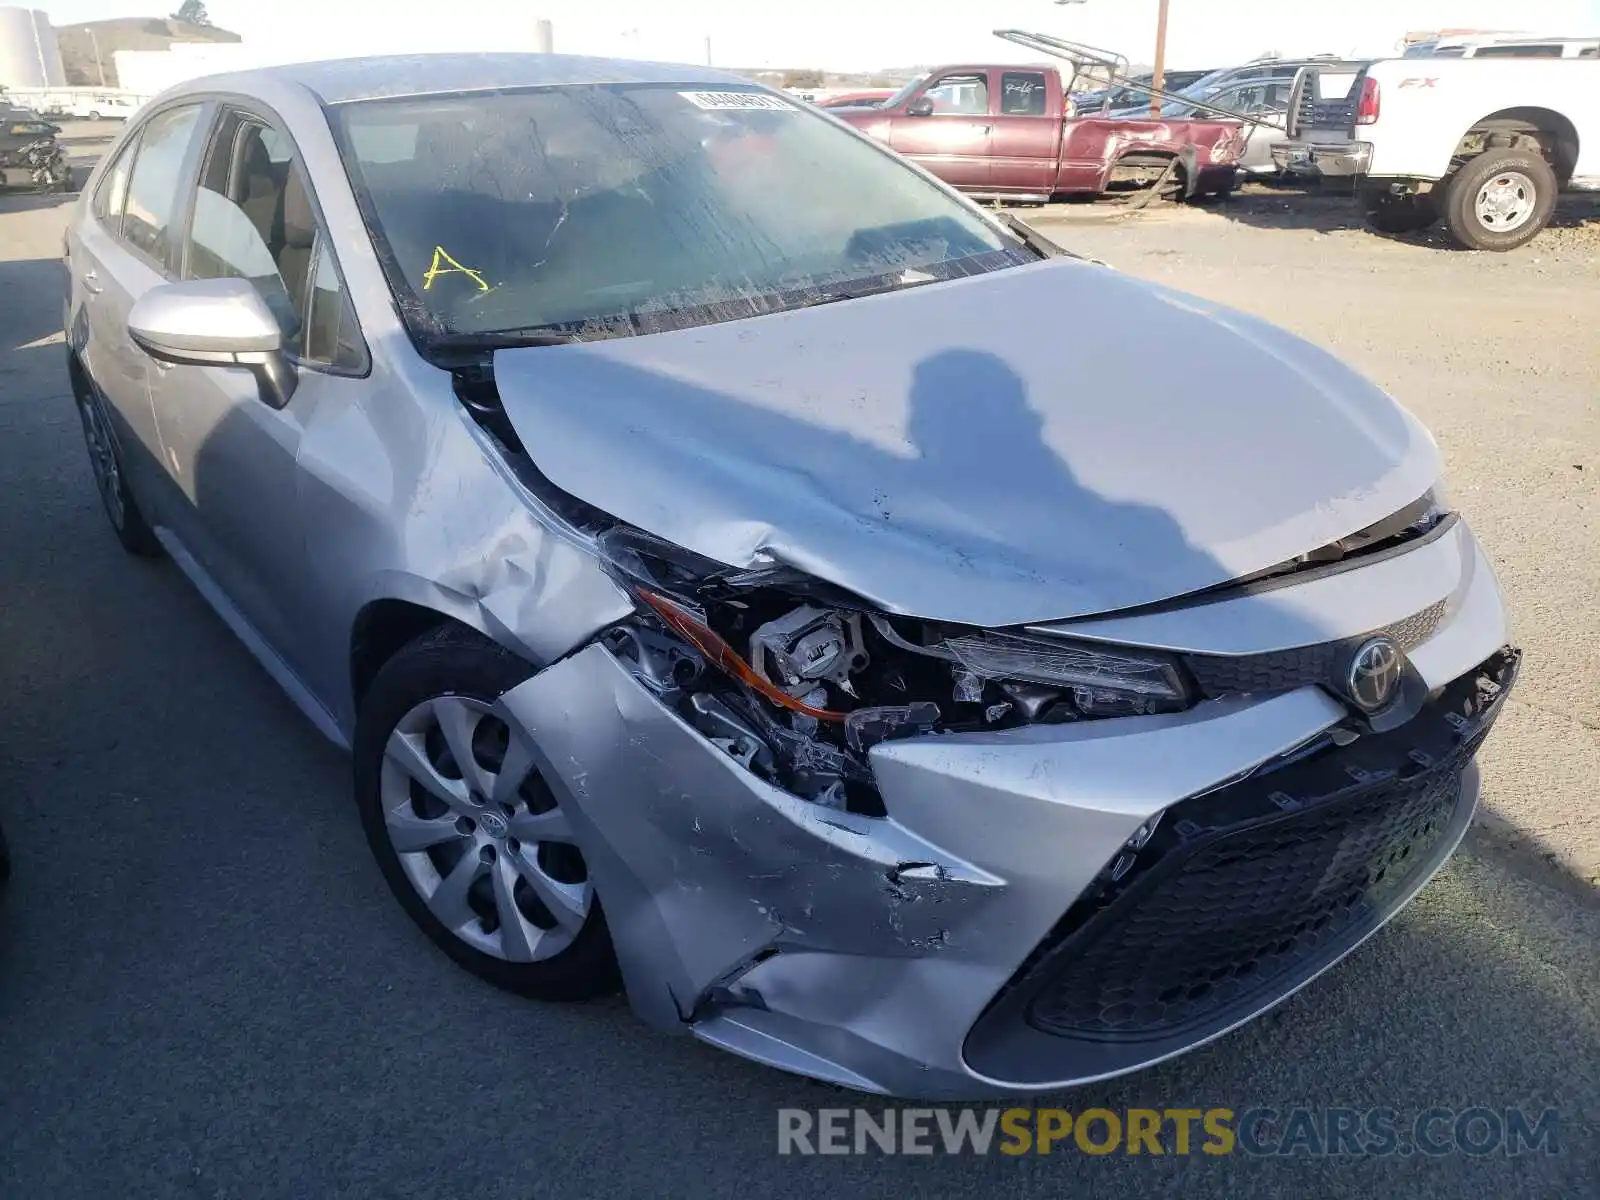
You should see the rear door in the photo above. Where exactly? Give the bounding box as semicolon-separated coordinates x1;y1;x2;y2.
989;68;1058;194
888;69;993;188
71;102;208;500
148;102;368;677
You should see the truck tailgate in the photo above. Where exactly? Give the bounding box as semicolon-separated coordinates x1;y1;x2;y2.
1286;65;1367;146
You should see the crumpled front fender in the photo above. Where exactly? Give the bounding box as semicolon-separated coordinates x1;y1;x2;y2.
496;644;1003;1031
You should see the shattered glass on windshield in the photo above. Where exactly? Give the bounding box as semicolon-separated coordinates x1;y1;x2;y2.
330;83;1033;344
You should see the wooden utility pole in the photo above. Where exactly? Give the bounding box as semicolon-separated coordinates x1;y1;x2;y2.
1150;0;1170;117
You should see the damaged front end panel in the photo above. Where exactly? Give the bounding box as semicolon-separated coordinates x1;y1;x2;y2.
447;349;1513;1099
587;524;1199;815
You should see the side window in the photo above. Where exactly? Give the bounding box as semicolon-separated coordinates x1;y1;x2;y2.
1000;72;1049;116
91;132;140;230
302;237;363;370
185;107;362;370
1580;46;1599;58
1230;86;1263;113
924;73;989;115
121;104;203;266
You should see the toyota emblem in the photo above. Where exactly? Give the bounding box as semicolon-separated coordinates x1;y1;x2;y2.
1347;637;1403;712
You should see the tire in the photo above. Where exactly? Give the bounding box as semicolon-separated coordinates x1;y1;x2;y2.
71;360;162;557
1441;148;1557;252
87;111;101;122
354;624;621;1001
1362;188;1439;235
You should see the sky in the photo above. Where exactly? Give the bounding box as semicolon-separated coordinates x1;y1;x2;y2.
36;0;1600;72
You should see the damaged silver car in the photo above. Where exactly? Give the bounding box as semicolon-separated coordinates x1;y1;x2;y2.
63;54;1518;1098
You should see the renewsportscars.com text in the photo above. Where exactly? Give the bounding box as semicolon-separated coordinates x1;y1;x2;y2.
777;1106;1561;1157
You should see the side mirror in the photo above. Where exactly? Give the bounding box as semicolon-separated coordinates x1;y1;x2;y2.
907;97;936;117
127;277;297;409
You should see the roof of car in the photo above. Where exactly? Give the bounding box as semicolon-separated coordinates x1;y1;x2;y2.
170;53;746;106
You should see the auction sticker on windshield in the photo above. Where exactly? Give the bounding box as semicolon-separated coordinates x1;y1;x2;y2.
678;91;795;111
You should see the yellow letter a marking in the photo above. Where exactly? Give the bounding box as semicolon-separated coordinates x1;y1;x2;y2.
422;246;490;291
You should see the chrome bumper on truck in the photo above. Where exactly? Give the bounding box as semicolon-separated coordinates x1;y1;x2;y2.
496;520;1515;1100
1271;141;1373;177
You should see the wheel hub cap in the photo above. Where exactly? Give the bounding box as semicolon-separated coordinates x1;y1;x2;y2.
379;695;592;963
1474;172;1536;233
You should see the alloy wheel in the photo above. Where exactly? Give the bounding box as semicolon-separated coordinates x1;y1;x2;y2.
379;695;592;963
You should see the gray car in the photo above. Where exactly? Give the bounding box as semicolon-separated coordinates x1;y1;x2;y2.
63;53;1518;1099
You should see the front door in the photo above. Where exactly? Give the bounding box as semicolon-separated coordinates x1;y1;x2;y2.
889;70;993;189
145;106;362;678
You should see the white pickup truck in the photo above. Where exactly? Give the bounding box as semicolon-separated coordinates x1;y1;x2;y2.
1272;57;1599;250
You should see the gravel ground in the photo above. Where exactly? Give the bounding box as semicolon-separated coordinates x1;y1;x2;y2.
1;182;1596;1197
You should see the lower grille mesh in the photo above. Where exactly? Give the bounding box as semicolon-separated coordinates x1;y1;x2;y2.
1024;759;1466;1039
1005;647;1517;1046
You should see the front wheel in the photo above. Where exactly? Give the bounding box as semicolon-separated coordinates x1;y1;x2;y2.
354;625;621;1000
1442;148;1557;252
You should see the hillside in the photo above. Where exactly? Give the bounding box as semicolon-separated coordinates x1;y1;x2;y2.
56;17;240;87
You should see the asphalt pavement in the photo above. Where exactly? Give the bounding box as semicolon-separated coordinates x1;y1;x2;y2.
0;191;1595;1198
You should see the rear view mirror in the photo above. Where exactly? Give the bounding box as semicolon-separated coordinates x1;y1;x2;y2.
907;97;936;117
127;277;297;408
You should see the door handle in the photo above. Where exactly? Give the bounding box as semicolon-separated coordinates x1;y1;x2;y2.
979;124;993;133
81;271;104;295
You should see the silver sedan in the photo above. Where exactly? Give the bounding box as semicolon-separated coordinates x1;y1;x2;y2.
63;53;1517;1098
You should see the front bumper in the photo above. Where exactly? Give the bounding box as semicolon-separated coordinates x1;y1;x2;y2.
1271;141;1372;177
497;523;1514;1099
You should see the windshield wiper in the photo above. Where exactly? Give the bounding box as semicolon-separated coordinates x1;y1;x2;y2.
996;211;1092;262
426;328;584;353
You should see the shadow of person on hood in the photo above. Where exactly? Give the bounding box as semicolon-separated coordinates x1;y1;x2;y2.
883;347;1223;610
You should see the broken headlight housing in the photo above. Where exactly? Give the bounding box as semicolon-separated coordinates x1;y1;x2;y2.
945;631;1190;718
593;524;1196;815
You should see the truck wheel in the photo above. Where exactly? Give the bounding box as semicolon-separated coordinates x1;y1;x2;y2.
1442;148;1557;252
87;110;102;122
1362;189;1438;235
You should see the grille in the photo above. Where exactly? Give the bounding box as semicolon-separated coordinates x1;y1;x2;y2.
1183;600;1446;699
1025;761;1464;1039
1002;647;1516;1046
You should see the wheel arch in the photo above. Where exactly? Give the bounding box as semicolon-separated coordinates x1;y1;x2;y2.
1457;107;1579;184
349;598;476;712
1102;148;1188;196
66;341;90;386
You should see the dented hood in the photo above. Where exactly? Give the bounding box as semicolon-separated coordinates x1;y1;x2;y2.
492;258;1439;627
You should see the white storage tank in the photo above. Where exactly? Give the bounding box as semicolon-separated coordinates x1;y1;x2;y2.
0;8;65;90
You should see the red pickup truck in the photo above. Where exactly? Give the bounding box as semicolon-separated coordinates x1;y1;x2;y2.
831;64;1244;202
